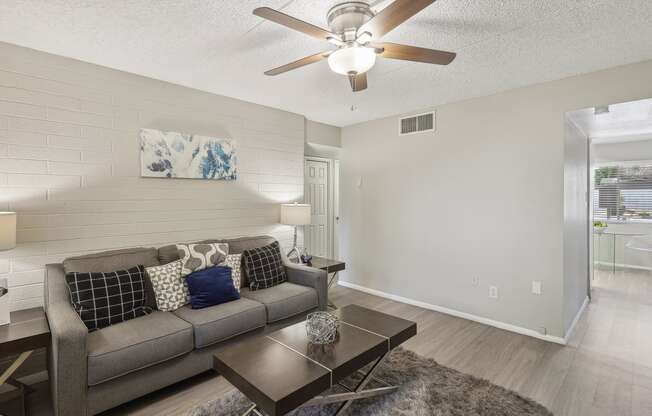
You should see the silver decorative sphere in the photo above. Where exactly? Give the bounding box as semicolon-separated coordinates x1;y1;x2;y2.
306;312;339;344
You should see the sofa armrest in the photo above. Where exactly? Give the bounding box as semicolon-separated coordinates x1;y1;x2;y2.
45;264;88;416
284;262;328;311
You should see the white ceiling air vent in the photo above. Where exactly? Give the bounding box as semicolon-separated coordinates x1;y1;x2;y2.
399;112;435;136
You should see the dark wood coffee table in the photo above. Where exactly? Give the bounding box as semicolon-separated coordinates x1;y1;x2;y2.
213;304;416;416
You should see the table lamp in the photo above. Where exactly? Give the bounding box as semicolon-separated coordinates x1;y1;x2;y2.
280;203;311;263
0;212;16;251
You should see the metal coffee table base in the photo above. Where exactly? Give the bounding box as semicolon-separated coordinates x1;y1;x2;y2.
241;404;264;416
327;271;339;309
241;354;396;416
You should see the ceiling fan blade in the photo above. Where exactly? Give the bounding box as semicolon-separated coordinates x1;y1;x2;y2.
349;72;368;92
357;0;436;39
264;51;332;76
254;7;341;43
372;42;456;65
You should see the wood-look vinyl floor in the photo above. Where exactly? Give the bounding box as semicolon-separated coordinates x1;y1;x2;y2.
21;267;652;416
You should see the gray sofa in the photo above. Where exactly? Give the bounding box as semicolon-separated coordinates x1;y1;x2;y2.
44;236;327;416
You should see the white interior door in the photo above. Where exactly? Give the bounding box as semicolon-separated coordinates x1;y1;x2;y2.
305;159;330;257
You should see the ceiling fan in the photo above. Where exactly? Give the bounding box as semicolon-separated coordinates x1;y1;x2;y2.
253;0;456;92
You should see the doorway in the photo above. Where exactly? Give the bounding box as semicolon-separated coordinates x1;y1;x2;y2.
304;157;339;258
567;98;652;292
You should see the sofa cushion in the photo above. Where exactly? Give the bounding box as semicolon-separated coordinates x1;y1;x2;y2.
220;236;276;255
241;282;318;323
63;247;159;273
63;247;160;309
173;297;265;348
87;311;193;386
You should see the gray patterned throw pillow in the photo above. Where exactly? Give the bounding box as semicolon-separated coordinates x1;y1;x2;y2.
145;260;188;312
222;253;242;292
176;243;229;276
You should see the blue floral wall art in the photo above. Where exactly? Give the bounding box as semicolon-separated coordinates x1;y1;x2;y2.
140;128;237;180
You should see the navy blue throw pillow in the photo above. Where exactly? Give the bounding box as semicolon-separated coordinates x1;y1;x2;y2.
185;266;240;309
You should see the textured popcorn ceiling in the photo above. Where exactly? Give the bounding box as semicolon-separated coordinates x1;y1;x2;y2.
1;0;652;126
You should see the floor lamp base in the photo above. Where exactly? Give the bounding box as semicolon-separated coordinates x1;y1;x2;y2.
287;246;304;264
287;225;305;264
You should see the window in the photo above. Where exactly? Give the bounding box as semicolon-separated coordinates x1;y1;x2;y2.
593;164;652;221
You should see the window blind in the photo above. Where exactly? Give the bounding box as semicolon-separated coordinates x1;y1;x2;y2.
593;164;652;221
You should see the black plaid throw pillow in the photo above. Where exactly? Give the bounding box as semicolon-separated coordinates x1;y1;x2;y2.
243;241;287;291
65;265;150;331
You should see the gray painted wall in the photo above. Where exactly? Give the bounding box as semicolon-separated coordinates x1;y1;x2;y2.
340;59;652;339
0;41;305;311
305;119;341;160
593;138;652;162
563;118;589;333
305;120;341;148
304;142;341;160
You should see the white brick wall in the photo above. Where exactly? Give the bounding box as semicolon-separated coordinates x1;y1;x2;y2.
0;41;306;311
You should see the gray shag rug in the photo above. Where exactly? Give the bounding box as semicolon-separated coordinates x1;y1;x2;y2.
188;348;552;416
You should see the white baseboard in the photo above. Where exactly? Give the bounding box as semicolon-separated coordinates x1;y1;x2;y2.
337;280;567;345
564;296;589;344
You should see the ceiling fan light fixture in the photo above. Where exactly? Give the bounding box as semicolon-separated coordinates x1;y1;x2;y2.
327;36;345;46
328;46;376;75
254;1;456;92
356;31;373;44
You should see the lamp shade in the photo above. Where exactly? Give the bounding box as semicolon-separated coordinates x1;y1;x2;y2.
328;46;376;75
0;212;16;251
280;204;311;226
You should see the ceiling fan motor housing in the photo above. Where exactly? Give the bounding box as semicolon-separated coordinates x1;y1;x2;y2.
327;2;375;42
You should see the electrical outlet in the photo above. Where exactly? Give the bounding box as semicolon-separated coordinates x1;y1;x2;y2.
532;281;542;295
538;326;547;335
472;276;480;287
489;286;498;299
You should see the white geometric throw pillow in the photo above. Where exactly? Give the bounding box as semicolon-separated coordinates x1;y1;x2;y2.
145;260;189;312
176;242;229;276
222;253;242;292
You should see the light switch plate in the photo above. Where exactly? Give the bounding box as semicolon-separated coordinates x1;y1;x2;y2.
489;286;498;299
532;281;542;295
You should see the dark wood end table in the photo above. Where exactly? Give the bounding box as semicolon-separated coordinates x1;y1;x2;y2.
0;307;50;416
305;256;345;309
213;304;416;416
